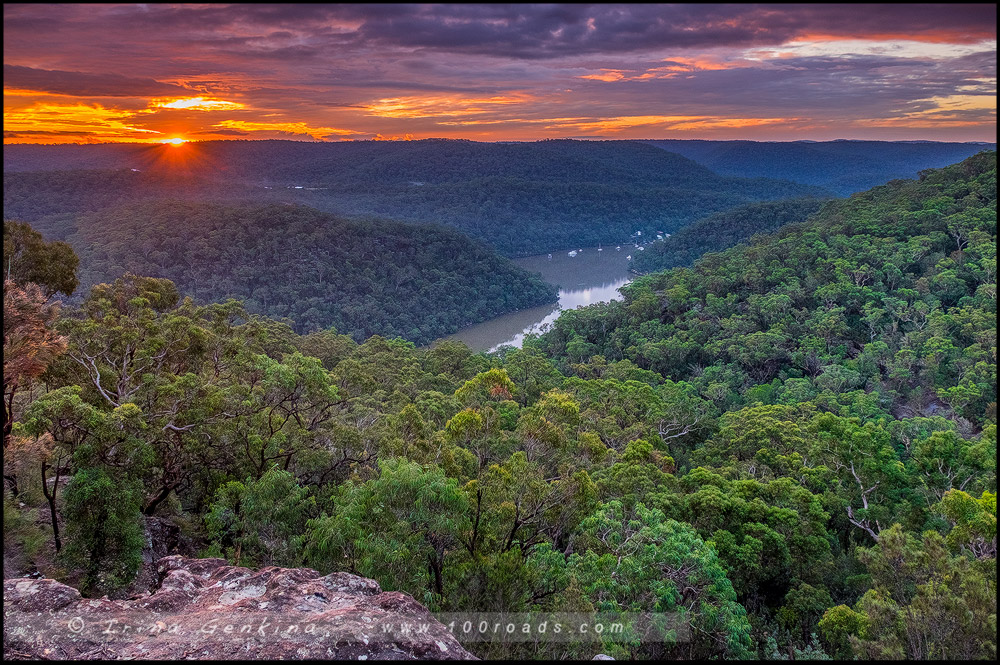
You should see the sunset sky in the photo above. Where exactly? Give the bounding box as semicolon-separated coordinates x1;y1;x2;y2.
3;3;996;144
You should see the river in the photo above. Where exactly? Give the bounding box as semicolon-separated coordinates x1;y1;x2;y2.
442;246;634;352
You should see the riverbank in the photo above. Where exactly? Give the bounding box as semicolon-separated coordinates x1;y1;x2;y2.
440;247;632;352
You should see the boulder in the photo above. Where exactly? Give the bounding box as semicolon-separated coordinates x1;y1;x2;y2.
4;555;476;660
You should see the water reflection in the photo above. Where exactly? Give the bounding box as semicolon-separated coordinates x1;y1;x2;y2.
443;248;632;352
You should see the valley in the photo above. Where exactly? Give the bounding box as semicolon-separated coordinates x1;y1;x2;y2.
444;246;633;351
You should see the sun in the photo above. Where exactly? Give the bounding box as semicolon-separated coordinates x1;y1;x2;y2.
162;137;187;146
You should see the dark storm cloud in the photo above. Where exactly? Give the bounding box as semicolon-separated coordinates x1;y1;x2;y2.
214;4;996;58
233;4;1000;58
4;65;190;97
5;4;995;61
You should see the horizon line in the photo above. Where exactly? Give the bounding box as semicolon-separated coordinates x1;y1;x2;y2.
5;137;998;147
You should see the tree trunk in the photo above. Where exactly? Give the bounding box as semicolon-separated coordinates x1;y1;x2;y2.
429;554;444;597
143;481;179;516
40;459;62;552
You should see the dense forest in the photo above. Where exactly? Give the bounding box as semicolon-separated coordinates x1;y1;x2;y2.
648;139;996;196
7;204;558;345
4;152;995;660
535;151;996;425
629;197;830;274
5;140;831;255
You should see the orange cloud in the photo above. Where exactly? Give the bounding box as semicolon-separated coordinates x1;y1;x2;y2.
372;133;415;141
3;101;162;142
434;119;516;126
361;94;529;118
854;94;996;129
797;31;997;45
150;97;245;111
3;88;66;97
542;114;800;133
552;115;703;131
666;117;802;130
213;119;363;139
578;69;630;82
578;57;754;83
658;56;749;71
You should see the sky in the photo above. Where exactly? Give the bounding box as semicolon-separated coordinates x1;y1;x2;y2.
3;3;996;144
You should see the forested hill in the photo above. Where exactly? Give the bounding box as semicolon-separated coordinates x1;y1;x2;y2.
647;139;995;196
3;169;272;241
534;150;997;428
4;139;829;256
629;197;830;274
63;202;557;343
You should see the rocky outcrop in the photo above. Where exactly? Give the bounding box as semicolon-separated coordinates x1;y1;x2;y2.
4;556;476;660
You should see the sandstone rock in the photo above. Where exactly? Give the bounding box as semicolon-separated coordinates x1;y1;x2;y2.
4;556;476;660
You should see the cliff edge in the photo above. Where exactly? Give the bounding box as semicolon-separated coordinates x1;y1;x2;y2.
3;555;476;660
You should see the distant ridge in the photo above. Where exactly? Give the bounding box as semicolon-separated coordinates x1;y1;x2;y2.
643;139;995;195
4;139;827;256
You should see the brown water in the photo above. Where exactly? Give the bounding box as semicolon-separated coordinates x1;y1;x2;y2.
441;247;633;352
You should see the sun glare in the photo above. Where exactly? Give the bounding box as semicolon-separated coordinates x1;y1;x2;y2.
163;137;187;146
